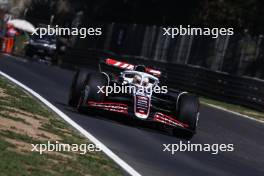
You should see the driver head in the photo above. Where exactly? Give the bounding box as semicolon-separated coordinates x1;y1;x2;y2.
142;77;149;87
133;75;141;85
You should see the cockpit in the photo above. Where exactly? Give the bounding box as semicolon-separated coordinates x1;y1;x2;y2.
121;71;159;88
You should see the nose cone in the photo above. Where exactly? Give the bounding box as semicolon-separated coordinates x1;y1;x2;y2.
134;95;150;119
135;112;149;119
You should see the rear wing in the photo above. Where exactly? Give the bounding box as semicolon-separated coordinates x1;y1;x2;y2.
105;58;135;70
102;58;162;77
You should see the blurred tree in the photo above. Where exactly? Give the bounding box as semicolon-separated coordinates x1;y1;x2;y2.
194;0;264;34
23;0;264;34
25;0;56;24
25;0;78;26
80;0;199;25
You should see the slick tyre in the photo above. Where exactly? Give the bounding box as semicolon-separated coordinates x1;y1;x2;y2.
68;69;90;107
174;94;199;138
77;72;108;113
83;72;108;101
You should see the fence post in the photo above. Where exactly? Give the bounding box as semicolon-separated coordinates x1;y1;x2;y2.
161;33;170;62
104;23;114;50
153;27;164;61
185;35;194;64
141;26;149;57
177;36;186;63
219;35;230;71
149;26;157;59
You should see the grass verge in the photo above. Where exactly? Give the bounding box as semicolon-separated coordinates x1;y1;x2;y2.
0;76;122;176
200;97;264;122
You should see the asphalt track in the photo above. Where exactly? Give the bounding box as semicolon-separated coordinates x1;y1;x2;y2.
0;54;263;176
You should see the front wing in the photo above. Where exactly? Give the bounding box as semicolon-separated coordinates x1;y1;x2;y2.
86;101;189;129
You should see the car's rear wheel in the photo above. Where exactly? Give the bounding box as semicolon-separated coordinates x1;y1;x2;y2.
174;94;199;138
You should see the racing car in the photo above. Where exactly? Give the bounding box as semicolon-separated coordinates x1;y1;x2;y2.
68;58;200;138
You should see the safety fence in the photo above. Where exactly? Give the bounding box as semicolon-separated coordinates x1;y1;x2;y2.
67;23;264;79
59;49;264;112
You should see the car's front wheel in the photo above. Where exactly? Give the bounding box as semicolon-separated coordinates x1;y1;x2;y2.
76;72;108;112
174;94;199;138
68;69;90;107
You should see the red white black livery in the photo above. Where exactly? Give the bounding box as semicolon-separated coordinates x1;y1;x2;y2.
69;58;200;138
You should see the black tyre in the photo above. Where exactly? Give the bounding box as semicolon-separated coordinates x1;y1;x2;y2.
77;72;108;112
68;69;90;107
177;94;199;132
82;72;108;101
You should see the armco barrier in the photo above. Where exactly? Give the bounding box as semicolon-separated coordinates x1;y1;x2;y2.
60;49;264;112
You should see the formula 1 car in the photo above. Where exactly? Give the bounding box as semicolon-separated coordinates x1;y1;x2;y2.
68;58;200;137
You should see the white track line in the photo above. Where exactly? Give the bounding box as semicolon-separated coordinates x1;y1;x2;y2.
0;70;141;176
203;102;264;124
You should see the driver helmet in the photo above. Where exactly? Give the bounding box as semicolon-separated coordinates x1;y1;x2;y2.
133;75;141;85
142;77;149;87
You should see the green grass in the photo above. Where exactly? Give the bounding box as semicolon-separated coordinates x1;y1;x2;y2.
0;77;122;176
0;111;30;125
0;79;51;117
200;97;264;121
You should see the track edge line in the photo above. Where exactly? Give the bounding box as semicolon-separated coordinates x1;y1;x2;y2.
0;70;141;176
203;103;264;124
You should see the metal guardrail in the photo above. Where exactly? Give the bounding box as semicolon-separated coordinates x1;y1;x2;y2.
60;49;264;112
